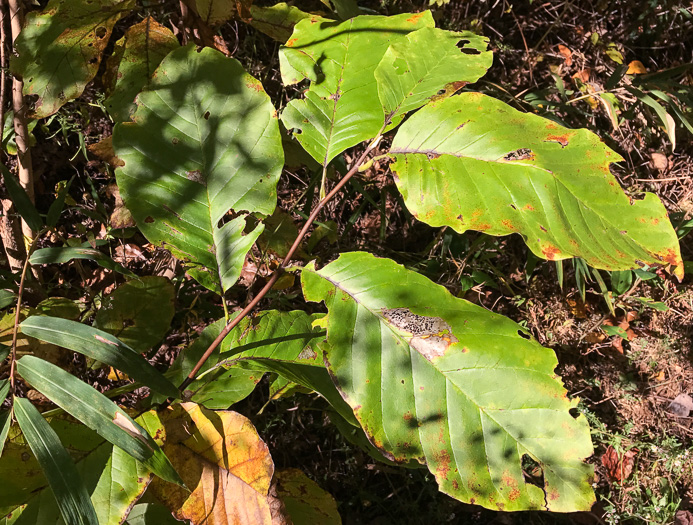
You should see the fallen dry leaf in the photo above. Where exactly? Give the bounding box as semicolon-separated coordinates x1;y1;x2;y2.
667;393;693;417
626;60;647;75
151;403;287;525
676;510;693;525
558;44;573;66
87;136;124;167
651;152;669;171
601;445;637;483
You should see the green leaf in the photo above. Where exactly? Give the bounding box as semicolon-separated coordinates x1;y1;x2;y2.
14;398;98;525
125;503;185;524
94;276;175;353
0;164;42;232
46;177;74;228
0;380;8;406
610;270;633;295
0;291;13;311
390;93;683;279
250;3;311;43
104;17;179;122
113;45;283;294
601;325;628;339
1;412;160;525
30;247;137;278
320;0;360;19
275;468;342;525
375;27;491;123
20;316;179;398
183;0;235;26
16;355;183;486
301;252;595;511
280;12;433;165
0;411;10;458
11;0;135;118
167;311;326;409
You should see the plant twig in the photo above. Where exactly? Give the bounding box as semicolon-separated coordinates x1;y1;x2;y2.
163;135;383;405
8;0;34;243
0;0;25;271
8;229;43;394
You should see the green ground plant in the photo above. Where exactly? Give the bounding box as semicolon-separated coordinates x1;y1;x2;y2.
0;1;685;523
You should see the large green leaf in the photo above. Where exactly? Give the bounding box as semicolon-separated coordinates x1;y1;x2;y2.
14;398;98;525
249;3;311;43
166;310;325;409
390;93;683;277
16;356;183;486
11;0;135;118
1;412;159;525
301;252;595;512
20;316;179;398
93;276;176;353
279;12;433;165
114;45;284;294
104;17;179;122
375;27;491;123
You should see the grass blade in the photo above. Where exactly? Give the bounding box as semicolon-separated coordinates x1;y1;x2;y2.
20;316;179;398
14;398;98;525
16;356;184;486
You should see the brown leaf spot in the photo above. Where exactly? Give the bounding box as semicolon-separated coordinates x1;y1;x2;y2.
94;334;118;345
541;244;562;260
186;170;205;185
406;12;425;23
502;148;534;161
144;216;155;223
544;134;570;147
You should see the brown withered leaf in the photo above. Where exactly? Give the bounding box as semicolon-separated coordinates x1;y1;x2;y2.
151;403;288;525
87;136;124;167
601;445;637;483
558;44;573;66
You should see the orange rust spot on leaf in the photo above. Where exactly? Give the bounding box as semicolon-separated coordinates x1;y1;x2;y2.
406;13;425;23
501;219;514;229
545;134;570;147
541;244;562;260
435;450;452;479
524;204;535;211
286;38;297;46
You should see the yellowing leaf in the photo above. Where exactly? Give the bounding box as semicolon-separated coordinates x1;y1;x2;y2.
151;403;284;525
626;60;647;75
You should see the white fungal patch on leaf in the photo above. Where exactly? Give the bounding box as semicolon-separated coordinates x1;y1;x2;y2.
382;308;458;360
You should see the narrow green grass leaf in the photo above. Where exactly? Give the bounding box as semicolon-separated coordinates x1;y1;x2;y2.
14;398;98;525
16;356;183;486
20;316;179;399
0;164;42;232
0;411;10;458
30;247;137;278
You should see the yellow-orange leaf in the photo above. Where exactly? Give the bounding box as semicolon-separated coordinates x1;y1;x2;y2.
627;60;647;75
151;403;283;525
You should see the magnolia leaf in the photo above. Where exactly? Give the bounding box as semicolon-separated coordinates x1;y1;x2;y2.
150;403;286;525
301;252;595;512
16;356;182;485
93;276;175;353
275;468;341;525
30;247;137;278
249;3;311;43
280;12;433;165
390;93;683;278
1;412;159;525
114;45;283;294
14;399;98;525
165;311;324;409
104;17;179;122
20;316;179;398
11;0;135;118
375;27;491;123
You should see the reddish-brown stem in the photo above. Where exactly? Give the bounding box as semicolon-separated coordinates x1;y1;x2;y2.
9;231;42;394
168;136;382;401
